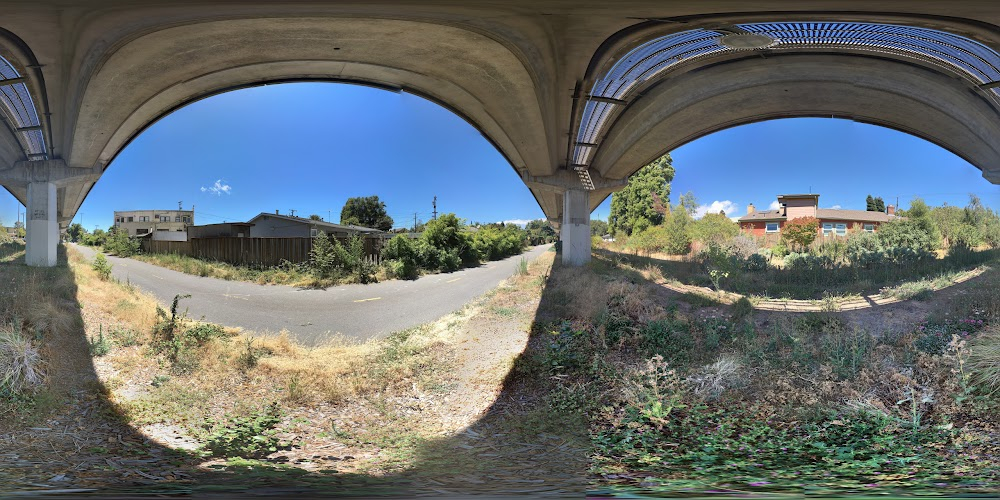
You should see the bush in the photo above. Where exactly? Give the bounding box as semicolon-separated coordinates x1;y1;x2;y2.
0;325;43;395
878;218;937;253
640;319;694;364
91;253;112;280
722;235;758;261
743;253;769;272
103;228;141;257
688;213;739;245
201;402;288;458
780;217;819;252
471;225;525;261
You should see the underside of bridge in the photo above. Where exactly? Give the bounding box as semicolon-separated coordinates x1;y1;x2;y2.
0;2;999;266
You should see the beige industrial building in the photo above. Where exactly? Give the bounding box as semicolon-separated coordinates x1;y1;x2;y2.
114;210;193;238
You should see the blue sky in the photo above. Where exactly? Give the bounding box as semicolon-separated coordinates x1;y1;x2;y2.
1;82;998;230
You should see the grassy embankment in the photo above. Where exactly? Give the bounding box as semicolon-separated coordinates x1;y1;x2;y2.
535;249;1000;495
1;242;584;494
599;242;1000;302
4;238;1000;495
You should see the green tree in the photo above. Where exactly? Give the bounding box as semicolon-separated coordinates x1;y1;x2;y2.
688;212;738;245
780;216;819;252
590;219;609;236
340;195;393;231
662;210;692;255
866;194;876;212
677;191;698;216
874;197;886;213
309;214;323;221
899;198;940;249
67;223;87;242
525;219;557;244
421;213;477;267
609;153;675;236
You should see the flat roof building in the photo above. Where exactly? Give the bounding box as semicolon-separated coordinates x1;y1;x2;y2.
114;210;194;237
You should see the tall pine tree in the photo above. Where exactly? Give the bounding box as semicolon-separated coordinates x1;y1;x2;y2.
609;153;675;236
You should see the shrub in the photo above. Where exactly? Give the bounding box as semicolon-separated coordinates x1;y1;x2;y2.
438;249;461;272
640;319;694;364
968;329;1000;396
878;218;936;253
688;213;739;245
88;327;112;357
780;216;819;252
91;253;112;280
722;235;757;261
201;402;288;458
104;228;141;257
0;325;43;394
743;253;768;272
382;235;420;278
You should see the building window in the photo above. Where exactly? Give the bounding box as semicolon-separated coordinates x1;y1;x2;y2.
182;216;191;223
822;223;833;236
127;216;134;222
136;228;149;234
765;222;779;233
175;216;181;222
139;216;149;222
864;223;875;233
836;223;847;236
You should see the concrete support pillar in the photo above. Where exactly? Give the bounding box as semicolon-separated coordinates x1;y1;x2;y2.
0;160;103;267
561;188;591;266
25;181;58;267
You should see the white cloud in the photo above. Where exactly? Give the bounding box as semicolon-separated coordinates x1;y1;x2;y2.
200;179;232;196
768;200;781;211
828;204;842;210
501;219;536;227
694;200;740;219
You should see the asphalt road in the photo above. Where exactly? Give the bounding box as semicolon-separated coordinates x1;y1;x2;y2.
72;243;552;345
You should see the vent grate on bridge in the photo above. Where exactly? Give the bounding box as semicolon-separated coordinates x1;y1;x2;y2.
574;22;1000;167
0;55;46;160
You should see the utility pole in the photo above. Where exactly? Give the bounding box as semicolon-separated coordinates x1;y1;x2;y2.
413;212;418;231
178;200;182;210
289;209;297;217
328;210;332;222
432;196;438;220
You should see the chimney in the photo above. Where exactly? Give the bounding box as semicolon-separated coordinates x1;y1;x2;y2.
275;209;280;215
746;203;756;215
887;204;895;216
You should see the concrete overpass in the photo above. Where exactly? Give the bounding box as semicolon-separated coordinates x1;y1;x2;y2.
1;2;1000;267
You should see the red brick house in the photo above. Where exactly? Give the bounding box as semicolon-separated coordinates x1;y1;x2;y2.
738;194;899;241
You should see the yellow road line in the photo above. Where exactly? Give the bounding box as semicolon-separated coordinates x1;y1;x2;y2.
354;297;382;303
446;277;462;283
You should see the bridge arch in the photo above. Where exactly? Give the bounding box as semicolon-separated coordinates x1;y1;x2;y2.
65;17;554;178
573;18;1000;186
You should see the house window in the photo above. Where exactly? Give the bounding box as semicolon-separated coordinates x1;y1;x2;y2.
836;223;847;236
310;228;319;238
765;222;779;233
864;223;875;233
822;223;833;236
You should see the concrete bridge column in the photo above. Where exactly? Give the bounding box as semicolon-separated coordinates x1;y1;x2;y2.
0;160;102;267
25;181;58;266
561;188;591;266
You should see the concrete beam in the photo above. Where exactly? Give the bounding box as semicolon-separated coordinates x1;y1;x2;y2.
0;160;102;188
522;169;627;193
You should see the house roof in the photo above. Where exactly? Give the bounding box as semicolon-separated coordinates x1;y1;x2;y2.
737;208;899;223
247;213;384;233
777;193;820;200
815;209;898;222
737;210;785;221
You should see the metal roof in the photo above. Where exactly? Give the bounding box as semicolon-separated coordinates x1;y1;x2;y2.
576;21;1000;167
248;213;384;234
0;55;46;160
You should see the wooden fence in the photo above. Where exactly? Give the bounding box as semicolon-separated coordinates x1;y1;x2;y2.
141;236;384;267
